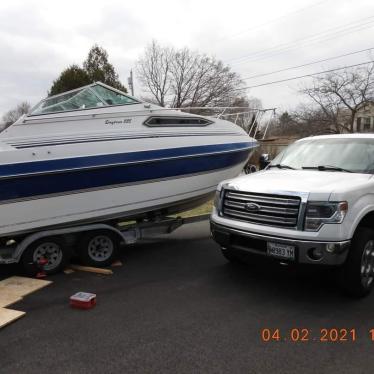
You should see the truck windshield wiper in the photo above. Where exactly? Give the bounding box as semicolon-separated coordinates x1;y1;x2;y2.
302;165;352;173
268;163;295;170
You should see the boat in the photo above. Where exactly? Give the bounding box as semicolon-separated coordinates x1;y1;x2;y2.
0;82;257;237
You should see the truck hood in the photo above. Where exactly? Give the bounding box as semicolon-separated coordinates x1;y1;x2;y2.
222;170;373;200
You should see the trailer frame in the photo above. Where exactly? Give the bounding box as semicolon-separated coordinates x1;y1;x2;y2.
0;214;210;267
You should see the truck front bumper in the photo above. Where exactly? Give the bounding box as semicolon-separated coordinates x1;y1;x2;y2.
210;221;350;266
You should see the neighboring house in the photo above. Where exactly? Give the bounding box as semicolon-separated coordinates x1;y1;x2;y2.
353;102;374;133
0;123;6;132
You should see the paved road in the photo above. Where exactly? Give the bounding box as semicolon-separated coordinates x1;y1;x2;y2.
0;220;374;374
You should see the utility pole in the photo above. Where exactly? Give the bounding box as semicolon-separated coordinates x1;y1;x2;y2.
127;69;134;96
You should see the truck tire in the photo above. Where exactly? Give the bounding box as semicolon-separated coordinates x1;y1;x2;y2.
340;227;374;298
77;230;120;267
21;236;70;276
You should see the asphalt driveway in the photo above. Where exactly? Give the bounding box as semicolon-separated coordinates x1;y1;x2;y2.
0;220;373;374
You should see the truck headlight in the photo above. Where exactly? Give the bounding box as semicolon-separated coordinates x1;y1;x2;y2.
214;189;223;213
304;201;348;231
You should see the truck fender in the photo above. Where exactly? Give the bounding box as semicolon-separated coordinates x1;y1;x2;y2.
348;200;374;238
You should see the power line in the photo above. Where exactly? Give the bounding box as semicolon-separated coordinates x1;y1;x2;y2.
227;15;374;65
238;60;374;90
216;0;329;42
236;21;374;65
242;46;374;80
229;14;374;63
229;16;374;64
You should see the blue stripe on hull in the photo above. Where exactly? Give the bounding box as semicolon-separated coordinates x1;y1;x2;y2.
0;142;254;178
0;147;250;202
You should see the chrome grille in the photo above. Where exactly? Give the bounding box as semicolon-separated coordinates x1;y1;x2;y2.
222;190;301;228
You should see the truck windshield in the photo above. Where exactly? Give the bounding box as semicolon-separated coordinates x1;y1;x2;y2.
271;138;374;174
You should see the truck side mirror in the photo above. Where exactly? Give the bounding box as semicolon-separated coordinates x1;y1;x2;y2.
259;153;271;170
244;164;258;174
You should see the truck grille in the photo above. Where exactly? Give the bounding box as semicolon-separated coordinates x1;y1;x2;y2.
222;190;301;228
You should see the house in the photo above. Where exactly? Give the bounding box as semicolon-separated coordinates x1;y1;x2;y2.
353;102;374;133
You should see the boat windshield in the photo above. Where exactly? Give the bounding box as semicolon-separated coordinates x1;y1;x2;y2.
270;137;374;174
30;84;139;115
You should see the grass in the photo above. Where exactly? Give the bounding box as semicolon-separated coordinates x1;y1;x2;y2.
175;199;213;218
117;199;214;227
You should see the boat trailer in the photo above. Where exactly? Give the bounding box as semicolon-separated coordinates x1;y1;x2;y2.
0;214;209;274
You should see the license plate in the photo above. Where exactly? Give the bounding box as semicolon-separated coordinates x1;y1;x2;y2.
267;242;295;260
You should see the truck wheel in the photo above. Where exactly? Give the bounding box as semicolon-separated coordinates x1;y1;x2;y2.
21;236;69;276
77;230;120;267
341;227;374;298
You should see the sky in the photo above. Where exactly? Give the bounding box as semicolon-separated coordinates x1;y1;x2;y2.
1;0;374;118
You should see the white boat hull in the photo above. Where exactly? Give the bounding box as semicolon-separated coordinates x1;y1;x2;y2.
0;163;244;236
0;82;258;237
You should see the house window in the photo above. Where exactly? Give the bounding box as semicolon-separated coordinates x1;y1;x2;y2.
357;117;362;131
364;117;371;131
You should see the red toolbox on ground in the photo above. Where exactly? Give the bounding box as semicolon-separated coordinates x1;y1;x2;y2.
70;292;96;309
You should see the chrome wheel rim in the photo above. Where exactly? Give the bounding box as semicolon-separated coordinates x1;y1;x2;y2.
87;235;114;262
33;242;63;271
361;240;374;288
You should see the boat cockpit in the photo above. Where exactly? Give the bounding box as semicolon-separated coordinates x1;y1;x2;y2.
30;82;140;116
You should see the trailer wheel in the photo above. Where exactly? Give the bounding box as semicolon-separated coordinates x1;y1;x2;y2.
78;230;120;267
21;236;69;276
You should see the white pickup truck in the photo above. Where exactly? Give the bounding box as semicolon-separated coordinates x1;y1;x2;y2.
211;134;374;297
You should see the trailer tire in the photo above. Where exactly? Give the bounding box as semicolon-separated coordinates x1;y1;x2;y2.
77;230;120;267
21;236;70;276
340;227;374;298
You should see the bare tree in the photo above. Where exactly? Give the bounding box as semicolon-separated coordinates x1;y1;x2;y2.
221;96;263;133
136;41;244;107
268;107;340;138
300;62;374;133
136;41;172;107
169;47;198;107
292;105;338;135
2;101;31;127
